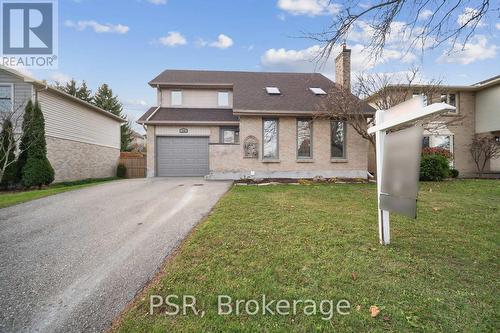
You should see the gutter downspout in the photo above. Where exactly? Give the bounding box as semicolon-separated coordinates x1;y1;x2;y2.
33;81;49;102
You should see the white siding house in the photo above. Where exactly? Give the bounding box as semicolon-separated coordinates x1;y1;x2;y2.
0;65;124;182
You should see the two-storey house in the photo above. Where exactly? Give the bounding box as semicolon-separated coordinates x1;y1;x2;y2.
0;65;124;182
367;75;500;177
138;47;371;179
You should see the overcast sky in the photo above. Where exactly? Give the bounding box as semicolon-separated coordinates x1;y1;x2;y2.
23;0;500;131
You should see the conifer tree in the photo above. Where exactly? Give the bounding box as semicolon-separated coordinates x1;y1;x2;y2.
16;100;34;182
76;81;93;103
21;101;54;188
63;79;78;96
93;84;133;151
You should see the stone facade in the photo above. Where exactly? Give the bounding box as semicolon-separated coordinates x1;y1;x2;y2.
46;136;120;182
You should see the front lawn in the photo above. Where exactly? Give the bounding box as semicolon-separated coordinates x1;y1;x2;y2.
115;180;499;332
0;177;118;209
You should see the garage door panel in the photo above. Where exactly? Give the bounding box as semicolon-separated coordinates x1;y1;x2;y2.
156;137;209;177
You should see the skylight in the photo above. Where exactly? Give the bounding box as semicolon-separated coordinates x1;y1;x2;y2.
310;87;327;95
266;87;281;95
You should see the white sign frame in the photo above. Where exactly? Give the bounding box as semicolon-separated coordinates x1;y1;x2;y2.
368;97;455;245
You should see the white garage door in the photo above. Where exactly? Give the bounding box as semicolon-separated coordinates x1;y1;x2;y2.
156;136;209;177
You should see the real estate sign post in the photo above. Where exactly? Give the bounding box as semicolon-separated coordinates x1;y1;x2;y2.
368;97;455;245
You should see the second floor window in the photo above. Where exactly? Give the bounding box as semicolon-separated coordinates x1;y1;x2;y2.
263;118;278;159
171;90;182;106
297;119;312;158
440;93;457;113
0;85;12;113
413;92;428;106
218;91;229;107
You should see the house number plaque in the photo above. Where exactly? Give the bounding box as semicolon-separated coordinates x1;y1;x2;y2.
179;128;188;134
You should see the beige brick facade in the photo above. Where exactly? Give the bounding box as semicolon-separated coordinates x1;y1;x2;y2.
209;116;368;179
446;92;477;176
46;136;120;182
368;90;489;177
335;46;351;91
145;116;369;180
147;125;156;177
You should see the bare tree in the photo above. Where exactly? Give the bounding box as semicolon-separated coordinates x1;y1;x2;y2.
309;0;497;60
470;135;500;176
316;67;454;149
0;100;32;184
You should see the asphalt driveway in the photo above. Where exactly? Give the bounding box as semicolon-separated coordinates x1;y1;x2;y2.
0;178;231;333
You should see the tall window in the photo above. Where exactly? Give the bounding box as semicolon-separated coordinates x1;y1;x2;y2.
263;119;278;159
331;121;346;159
0;85;12;113
297;119;312;158
218;91;229;107
171;90;182;106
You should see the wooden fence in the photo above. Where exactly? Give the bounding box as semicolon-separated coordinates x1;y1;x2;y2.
119;152;146;178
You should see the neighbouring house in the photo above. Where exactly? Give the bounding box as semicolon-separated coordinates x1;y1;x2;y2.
0;65;125;182
129;130;146;152
367;75;500;177
138;48;371;179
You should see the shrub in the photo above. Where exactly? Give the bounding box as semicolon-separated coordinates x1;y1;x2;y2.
450;169;459;178
22;158;55;188
117;163;127;178
420;154;450;181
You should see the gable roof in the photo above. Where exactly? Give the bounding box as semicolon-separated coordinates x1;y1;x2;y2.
0;65;126;123
148;69;343;113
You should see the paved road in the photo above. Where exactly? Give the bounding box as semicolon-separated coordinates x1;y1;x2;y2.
0;178;231;333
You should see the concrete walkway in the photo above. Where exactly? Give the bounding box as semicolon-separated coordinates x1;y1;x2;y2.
0;178;231;333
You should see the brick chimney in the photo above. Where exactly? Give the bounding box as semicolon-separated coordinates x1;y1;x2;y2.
335;44;351;91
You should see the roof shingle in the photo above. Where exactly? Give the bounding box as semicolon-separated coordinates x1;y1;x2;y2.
138;107;239;123
148;70;342;112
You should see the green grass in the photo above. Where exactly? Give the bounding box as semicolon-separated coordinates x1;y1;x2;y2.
0;177;118;209
116;180;499;332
